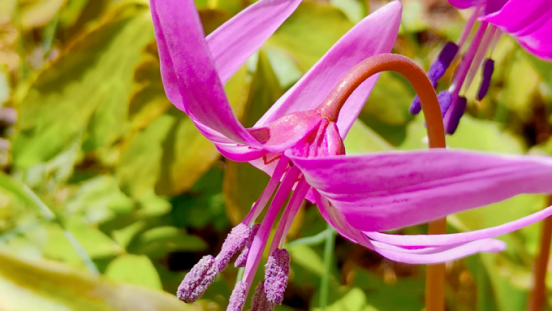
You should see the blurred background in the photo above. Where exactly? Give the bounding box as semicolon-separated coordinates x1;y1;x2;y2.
1;0;552;310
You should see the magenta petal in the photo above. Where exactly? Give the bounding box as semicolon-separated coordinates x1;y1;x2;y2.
151;0;260;145
313;190;504;264
208;0;302;84
366;203;552;247
448;0;485;9
288;149;552;231
255;1;402;138
482;0;552;60
371;238;505;264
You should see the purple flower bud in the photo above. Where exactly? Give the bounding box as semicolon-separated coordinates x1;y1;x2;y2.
216;223;252;272
427;41;459;82
437;91;453;117
264;249;290;305
445;96;467;135
235;224;260;267
477;59;494;100
228;281;248;311
409;80;438;115
251;282;275;311
177;255;218;303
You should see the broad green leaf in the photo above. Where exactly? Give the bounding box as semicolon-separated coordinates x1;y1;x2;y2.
0;250;197;310
266;2;353;71
223;50;279;224
344;120;394;155
13;2;153;169
128;226;207;259
329;0;366;23
105;254;162;290
288;244;325;276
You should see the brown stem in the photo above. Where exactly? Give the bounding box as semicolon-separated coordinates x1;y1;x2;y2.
316;53;447;311
316;54;446;148
528;197;552;311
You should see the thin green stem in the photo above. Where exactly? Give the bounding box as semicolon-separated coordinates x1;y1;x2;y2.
320;224;336;311
284;228;330;249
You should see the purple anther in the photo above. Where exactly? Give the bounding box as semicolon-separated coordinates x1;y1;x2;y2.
235;224;260;268
227;281;248;311
437;91;453;117
427;41;459;82
264;249;291;305
216;223;252;272
251;282;275;311
477;59;494;100
409;80;438;115
445;96;467;135
177;255;218;303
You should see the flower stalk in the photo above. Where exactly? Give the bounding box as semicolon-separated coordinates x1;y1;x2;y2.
316;53;447;310
528;197;552;311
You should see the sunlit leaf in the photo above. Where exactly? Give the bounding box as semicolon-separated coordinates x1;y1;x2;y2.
13;2;153;169
0;250;197;310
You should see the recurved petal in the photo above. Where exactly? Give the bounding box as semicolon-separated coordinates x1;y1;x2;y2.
255;1;402;138
288;149;552;232
482;0;552;60
208;0;303;84
365;203;552;247
370;238;505;264
150;0;260;145
313;190;505;264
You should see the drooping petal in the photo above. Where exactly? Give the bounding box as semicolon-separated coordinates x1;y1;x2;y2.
255;1;402;138
151;0;261;145
481;0;552;60
288;149;552;232
366;203;552;247
313;190;505;264
448;0;485;9
208;0;303;84
370;238;505;264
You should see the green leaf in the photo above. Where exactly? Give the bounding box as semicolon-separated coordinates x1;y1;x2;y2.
223;50;280;224
13;2;153;169
288;244;325;277
0;250;197;310
266;2;353;71
128;226;207;259
344;119;394;155
105;254;162;290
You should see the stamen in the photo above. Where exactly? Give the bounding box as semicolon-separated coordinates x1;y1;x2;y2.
457;5;482;49
464;26;496;91
449;22;488;96
264;248;291;305
444;96;467;135
477;59;494;100
216;223;252;271
428;42;459;82
241;166;302;297
242;157;289;225
177;255;218;303
235;224;260;267
228;281;248;311
251;282;275;311
437;91;453;117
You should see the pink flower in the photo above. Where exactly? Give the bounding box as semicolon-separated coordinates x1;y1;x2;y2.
151;0;552;309
410;0;552;134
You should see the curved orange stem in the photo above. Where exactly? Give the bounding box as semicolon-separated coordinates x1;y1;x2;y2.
528;197;552;311
316;53;447;311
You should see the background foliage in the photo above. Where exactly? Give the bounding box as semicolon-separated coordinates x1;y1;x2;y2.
1;0;552;310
